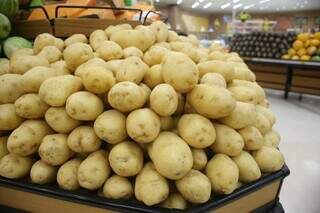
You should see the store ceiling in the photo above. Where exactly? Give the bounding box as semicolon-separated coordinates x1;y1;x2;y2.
155;0;320;13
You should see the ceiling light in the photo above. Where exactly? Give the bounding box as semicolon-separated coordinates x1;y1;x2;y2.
233;3;243;9
233;0;240;3
203;2;212;8
177;0;183;4
155;0;160;2
199;0;206;2
192;2;200;8
259;0;271;4
221;2;231;9
244;4;254;10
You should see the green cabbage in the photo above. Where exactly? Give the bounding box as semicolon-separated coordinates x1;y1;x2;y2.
3;36;32;58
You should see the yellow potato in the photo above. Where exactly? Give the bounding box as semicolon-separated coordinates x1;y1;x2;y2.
167;30;180;42
191;148;207;170
160;116;174;131
103;175;133;199
200;73;227;88
143;64;163;89
252;146;284;173
33;33;62;54
97;41;123;61
0;137;9;159
30;160;57;184
105;24;132;38
50;60;71;76
0;58;10;75
184;101;197;114
123;47;143;58
162;51;199;93
67;126;101;153
104;59;123;76
82;66;115;94
232;67;255;81
253;112;271;134
135;162;169;206
108;81;145;112
209;43;223;52
39;75;83;106
206;153;239;194
170;41;186;51
22;66;56;93
94;110;127;144
64;34;88;46
143;46;169;66
74;58;107;78
239;126;264;150
264;129;280;148
63;42;94;71
149;132;193;180
89;29;107;51
0;104;24;130
66;91;104;121
232;151;261;182
150;84;178;116
0;153;34;179
116;56;148;84
161;192;187;209
211;124;244;157
0;74;24;104
39;134;74;166
228;86;259;104
197;60;235;81
149;21;168;42
228;80;265;103
10;54;49;74
154;42;171;50
187;84;236;119
57;158;82;190
14;94;49;119
7;120;52;156
45;107;80;133
174;93;185;115
37;46;62;63
178;114;216;148
139;83;151;102
256;105;276;126
207;51;227;61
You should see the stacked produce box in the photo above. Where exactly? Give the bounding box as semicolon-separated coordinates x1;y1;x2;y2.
0;20;284;210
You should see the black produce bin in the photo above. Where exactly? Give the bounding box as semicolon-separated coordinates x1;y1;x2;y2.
0;165;289;213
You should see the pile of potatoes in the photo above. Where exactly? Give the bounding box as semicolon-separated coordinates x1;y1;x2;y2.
0;21;284;209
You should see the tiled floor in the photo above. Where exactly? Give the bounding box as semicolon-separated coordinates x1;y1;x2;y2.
266;91;320;213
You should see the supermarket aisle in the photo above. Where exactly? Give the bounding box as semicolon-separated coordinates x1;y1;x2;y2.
267;92;320;213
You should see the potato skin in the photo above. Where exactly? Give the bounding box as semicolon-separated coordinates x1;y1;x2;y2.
0;74;24;104
126;108;161;143
187;84;236;119
0;137;9;159
252;146;284;173
109;141;144;177
82;66;115;94
143;64;163;89
149;132;193;180
14;94;49;119
94;110;127;144
0;104;24;131
206;153;239;194
264;129;280;148
97;41;123;61
197;60;235;81
239;126;264;150
30;160;57;184
232;151;261;182
7;120;52;156
161;193;187;210
253;112;271;135
37;46;62;63
143;46;168;66
149;21;168;43
176;169;211;204
64;34;88;46
63;42;94;71
150;84;178;116
160;116;174;131
135;162;169;206
0;58;10;75
103;175;133;199
200;73;226;88
67;126;101;153
123;47;143;59
45;107;80;133
10;55;49;75
0;153;34;179
116;56;148;84
256;105;276;126
22;66;56;93
33;33;62;54
89;29;107;51
191;148;207;170
57;158;82;190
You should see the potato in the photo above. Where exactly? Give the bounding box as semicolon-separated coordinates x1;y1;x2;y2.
178;114;215;148
256;105;276;126
0;74;24;104
11;48;34;59
0;153;34;179
184;101;197;114
149;132;193;180
37;46;62;63
63;42;94;71
139;83;151;102
82;66;115;94
160;116;174;131
167;30;179;42
258;99;269;108
174;93;185;115
97;41;123;61
7;120;52;156
0;58;10;75
105;59;123;76
57;158;82;190
33;33;60;54
207;51;227;61
14;94;49;119
228;86;259;104
161;192;187;210
22;66;56;93
123;47;143;58
253;112;271;134
149;21;168;42
10;54;49;74
228;80;265;103
65;34;88;46
78;150;111;190
162;51;198;93
94;110;127;144
66;91;104;121
143;64;163;89
67;126;101;153
206;153;239;194
116;56;148;84
30;160;57;184
135;162;169;206
191;148;207;170
187;84;236;119
232;151;261;182
0;137;9;159
180;46;203;63
239;126;264;150
109;141;143;176
252;146;284;173
105;24;132;38
154;42;171;50
39;134;74;166
200;73;226;88
211;124;244;157
219;102;257;129
233;67;255;82
74;58;108;78
170;41;187;51
103;175;133;199
176;169;211;204
227;55;244;63
209;43;223;52
39;75;82;106
143;46;168;66
149;84;178;116
0;104;24;130
89;29;107;51
264;129;280;148
197;60;234;81
108;81;145;112
45;107;80;133
49;60;70;76
187;34;199;46
126;108;160;143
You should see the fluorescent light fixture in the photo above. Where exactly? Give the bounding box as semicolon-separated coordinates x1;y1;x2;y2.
233;0;240;3
177;0;183;5
192;2;200;8
221;2;231;9
259;0;271;4
244;4;254;10
233;3;243;9
199;0;206;2
203;2;212;8
155;0;160;2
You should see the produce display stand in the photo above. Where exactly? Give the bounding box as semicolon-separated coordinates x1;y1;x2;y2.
0;165;289;213
244;57;320;98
